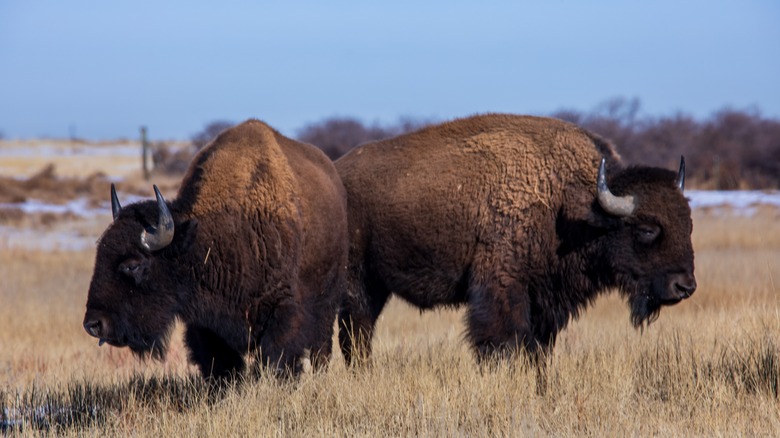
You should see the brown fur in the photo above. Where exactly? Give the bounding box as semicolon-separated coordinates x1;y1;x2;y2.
336;114;695;364
84;120;348;379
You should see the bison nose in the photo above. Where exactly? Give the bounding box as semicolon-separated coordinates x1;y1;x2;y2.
83;318;104;338
673;274;697;298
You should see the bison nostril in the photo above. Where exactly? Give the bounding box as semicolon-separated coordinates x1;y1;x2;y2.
83;319;103;338
675;280;697;297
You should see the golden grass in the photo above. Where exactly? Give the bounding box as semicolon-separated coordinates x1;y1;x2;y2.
1;209;779;436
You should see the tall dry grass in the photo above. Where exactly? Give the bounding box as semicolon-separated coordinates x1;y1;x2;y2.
1;209;779;436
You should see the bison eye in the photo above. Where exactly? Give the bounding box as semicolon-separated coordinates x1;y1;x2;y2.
118;258;149;285
635;223;661;244
119;261;141;275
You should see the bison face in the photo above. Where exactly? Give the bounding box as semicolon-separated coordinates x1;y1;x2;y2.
83;185;196;359
593;158;696;327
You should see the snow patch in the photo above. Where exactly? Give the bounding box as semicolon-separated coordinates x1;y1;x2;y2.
686;190;780;210
0;198;100;216
0;226;97;251
0;144;139;158
0;194;146;218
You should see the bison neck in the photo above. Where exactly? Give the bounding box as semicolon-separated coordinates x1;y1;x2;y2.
539;220;621;336
171;218;302;356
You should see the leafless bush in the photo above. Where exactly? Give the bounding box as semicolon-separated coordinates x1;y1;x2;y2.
152;143;193;175
552;99;780;189
174;107;779;189
191;121;235;151
152;121;236;176
297;117;430;160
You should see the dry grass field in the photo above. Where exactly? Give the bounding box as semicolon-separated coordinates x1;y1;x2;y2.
1;142;779;436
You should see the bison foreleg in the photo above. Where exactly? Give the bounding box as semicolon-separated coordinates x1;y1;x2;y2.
304;272;345;372
185;325;245;381
465;276;542;362
338;308;374;367
338;272;390;366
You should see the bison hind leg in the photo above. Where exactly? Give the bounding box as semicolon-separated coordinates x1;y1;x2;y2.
185;325;245;381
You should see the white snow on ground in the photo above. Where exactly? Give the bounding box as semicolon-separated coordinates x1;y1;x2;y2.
0;198;103;216
0;191;778;251
0;226;98;252
686;190;780;210
0;193;146;217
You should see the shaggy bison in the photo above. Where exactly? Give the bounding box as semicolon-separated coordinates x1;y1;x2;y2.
336;114;695;364
83;120;348;378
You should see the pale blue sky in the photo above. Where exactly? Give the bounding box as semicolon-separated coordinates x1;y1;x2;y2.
1;0;778;140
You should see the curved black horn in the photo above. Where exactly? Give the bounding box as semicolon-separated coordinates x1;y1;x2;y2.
675;155;685;192
110;183;121;221
140;185;175;252
597;158;636;217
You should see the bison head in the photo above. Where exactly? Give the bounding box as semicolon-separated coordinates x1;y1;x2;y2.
592;157;696;327
83;185;197;359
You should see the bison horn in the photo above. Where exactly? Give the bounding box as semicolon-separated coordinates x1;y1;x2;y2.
110;184;122;221
140;185;175;252
675;155;685;192
597;158;636;217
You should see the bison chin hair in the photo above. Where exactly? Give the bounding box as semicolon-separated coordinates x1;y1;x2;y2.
627;292;662;329
127;327;173;362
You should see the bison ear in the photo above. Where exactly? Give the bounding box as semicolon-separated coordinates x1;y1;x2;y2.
586;207;622;230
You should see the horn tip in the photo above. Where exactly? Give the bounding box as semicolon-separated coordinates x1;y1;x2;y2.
152;185;167;205
597;158;607;186
676;155;686;192
110;183;122;221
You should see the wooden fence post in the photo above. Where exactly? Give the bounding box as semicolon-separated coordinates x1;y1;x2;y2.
141;126;152;181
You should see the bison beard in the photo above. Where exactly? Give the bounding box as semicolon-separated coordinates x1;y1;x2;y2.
627;275;689;328
124;327;171;361
628;290;663;329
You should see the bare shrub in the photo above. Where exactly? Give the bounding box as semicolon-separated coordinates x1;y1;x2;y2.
151;121;237;176
143;106;780;188
153;143;194;175
552;99;780;189
191;121;235;151
297;117;431;160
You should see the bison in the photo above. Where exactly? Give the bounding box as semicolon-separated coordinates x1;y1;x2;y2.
83;119;348;379
336;114;696;365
